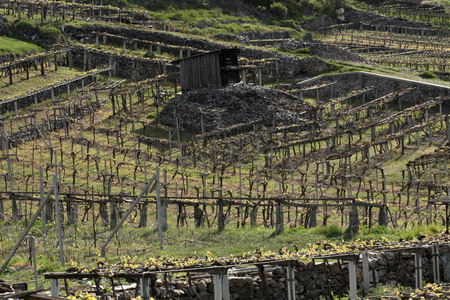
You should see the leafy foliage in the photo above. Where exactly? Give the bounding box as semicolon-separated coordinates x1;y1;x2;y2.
14;20;34;30
38;25;62;42
269;2;288;17
418;71;437;79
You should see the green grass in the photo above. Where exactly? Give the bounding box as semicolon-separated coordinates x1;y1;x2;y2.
0;36;44;55
419;71;438;79
0;217;444;288
0;66;82;100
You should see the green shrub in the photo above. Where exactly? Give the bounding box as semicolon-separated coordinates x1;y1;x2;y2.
38;25;61;41
418;71;437;79
295;47;310;55
14;20;34;30
270;2;288;17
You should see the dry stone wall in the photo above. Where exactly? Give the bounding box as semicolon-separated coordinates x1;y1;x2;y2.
142;245;450;300
62;25;332;79
69;46;178;80
297;72;450;108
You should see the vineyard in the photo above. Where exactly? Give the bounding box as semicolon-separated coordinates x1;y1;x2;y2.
316;22;450;80
2;0;450;299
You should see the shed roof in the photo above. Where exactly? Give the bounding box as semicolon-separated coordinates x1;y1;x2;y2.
171;48;240;64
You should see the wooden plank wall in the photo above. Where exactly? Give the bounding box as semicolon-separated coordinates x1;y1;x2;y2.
180;53;220;92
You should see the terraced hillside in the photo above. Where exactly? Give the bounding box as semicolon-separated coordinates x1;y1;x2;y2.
1;0;450;299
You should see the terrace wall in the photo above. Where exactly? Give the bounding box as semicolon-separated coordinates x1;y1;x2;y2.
138;245;450;300
297;72;450;109
62;25;332;79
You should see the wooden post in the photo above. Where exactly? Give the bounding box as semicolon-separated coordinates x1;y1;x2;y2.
276;201;284;232
109;196;117;230
362;252;370;289
286;262;295;300
432;245;440;283
49;3;53;24
348;259;358;300
250;207;257;227
8;66;12;85
51;279;58;297
101;175;156;256
213;273;230;300
218;175;225;231
414;251;423;289
156;166;166;249
54;175;65;267
0;183;55;274
446;116;450;140
40;166;46;247
309;206;317;228
140;278;150;300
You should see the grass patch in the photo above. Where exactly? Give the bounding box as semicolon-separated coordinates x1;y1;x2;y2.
311;224;344;238
0;36;44;55
0;66;81;99
418;70;438;79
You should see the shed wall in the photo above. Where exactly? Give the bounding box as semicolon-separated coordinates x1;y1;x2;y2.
180;53;221;92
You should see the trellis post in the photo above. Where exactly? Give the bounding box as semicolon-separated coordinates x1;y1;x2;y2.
348;258;358;300
213;270;230;300
51;279;58;297
54;174;65;267
156;166;166;249
286;261;295;300
140;278;150;300
309;206;317;228
414;251;423;289
40;166;46;247
276;200;284;232
362;252;370;290
432;244;440;283
101;175;156;256
0;181;55;274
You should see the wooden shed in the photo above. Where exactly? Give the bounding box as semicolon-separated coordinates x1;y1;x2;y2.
172;49;241;92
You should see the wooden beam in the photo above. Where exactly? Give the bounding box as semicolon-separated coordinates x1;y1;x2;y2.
22;293;69;300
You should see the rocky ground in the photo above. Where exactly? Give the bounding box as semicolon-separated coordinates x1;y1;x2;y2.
343;8;434;28
279;37;367;63
159;85;314;133
303;7;434;31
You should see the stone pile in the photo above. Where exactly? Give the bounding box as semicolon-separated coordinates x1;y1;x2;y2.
158;85;315;133
213;33;250;45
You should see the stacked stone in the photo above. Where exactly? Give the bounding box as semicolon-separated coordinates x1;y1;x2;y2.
159;85;315;133
357;249;437;288
143;247;450;300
